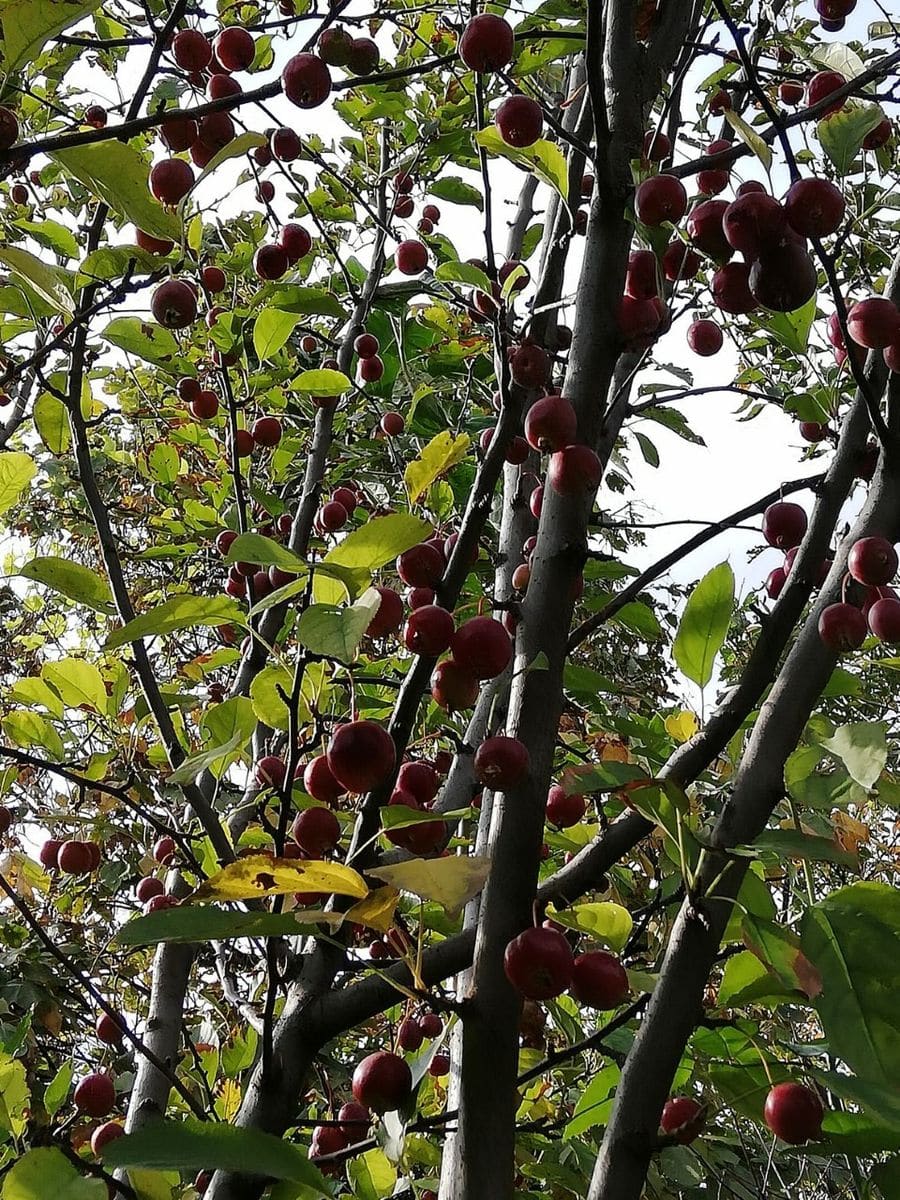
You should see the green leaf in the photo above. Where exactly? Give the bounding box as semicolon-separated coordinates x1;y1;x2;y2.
254;308;302;360
17;219;80;261
43;1061;73;1118
818;102;885;175
613;600;661;640
475;128;569;203
563;1064;619;1139
813;1069;900;1129
19;556;114;614
296;588;382;663
0;1051;29;1138
50;142;181;243
820;721;887;790
873;1156;900;1198
169;696;256;783
106;595;245;650
249;664;294;732
0;452;36;516
673;562;734;688
103;1120;329;1193
434;261;492;294
101;317;192;375
1;711;65;760
717;950;793;1008
268;286;345;318
1;1147;105;1200
115;905;334;947
323;513;432;572
33;393;70;455
0;0;100;71
41;658;107;714
0;247;74;315
9;677;65;719
802;882;900;1087
723;110;773;171
753;292;817;353
225;533;307;574
193;131;267;188
292;368;351;396
77;245;163;285
428;176;484;210
347;1148;397;1200
741;914;821;998
405;430;471;503
547;902;633;952
520;222;544;261
744;828;856;867
559;761;649;793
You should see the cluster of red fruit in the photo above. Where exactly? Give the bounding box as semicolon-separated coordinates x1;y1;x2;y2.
504;925;630;1008
37;837;101;875
820;535;900;651
845;295;900;371
391;171;443;237
657;1080;823;1148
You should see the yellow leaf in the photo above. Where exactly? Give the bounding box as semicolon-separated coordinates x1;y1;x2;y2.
127;1169;180;1200
345;886;400;933
215;1079;242;1122
367;855;490;915
189;855;367;903
664;710;699;743
404;431;470;504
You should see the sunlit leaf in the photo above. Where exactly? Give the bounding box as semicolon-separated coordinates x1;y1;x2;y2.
368;856;490;914
190;855;367;903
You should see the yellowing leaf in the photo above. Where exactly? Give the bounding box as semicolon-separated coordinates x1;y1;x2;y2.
0;247;74;315
0;452;36;516
41;658;107;714
546;902;633;952
664;710;699;743
345;886;400;934
190;855;367;903
292;368;351;396
0;0;100;71
723;110;772;171
368;855;490;914
215;1079;242;1123
475;128;568;202
404;431;471;504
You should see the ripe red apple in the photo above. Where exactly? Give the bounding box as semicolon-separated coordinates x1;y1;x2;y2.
136;876;165;903
473;736;530;788
254;244;288;281
800;421;828;443
396;761;439;804
711;261;756;314
272;127;301;161
208;74;242;101
282;53;331;108
618;295;661;345
625;249;659;300
255;755;286;788
662;242;701;282
548;444;602;496
722;191;786;257
510;342;549;389
292;806;341;856
687;199;732;261
74;1072;116;1118
39;839;62;869
300;755;345;804
459;13;514;72
848;536;898;586
525;394;577;452
763;1082;824;1144
151;279;197;329
818;602;867;651
430;659;479;710
806;70;847;115
397;1016;423;1052
351;1051;412;1113
310;1124;348;1159
847;297;900;349
749;243;817;313
149;158;194;205
397;542;444;588
697;139;732;196
504;926;574;999
365;586;403;638
451;616;512;679
396;240;427;275
765;566;787;600
354;332;379;359
346;37;379;75
660;1097;705;1144
135;228;174;255
546;784;586;828
687;319;723;357
172;29;212;72
784;178;845;239
868;597;900;641
420;1011;443;1038
214;27;255;71
495;95;543;147
403;604;455;656
863;118;892;151
317;26;353;67
91;1121;125;1156
635;174;688;226
58;840;95;874
642;129;671;162
337;1100;370;1137
762;501;807;549
280;223;312;264
779;80;804;106
327;720;396;793
570;950;629;1007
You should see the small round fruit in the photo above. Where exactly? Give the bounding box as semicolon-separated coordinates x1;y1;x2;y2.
366;586;403;637
136;876;165;903
149;157;194;205
337;1100;370;1137
380;411;404;436
762;501;807;550
251;416;282;447
525;394;578;452
0;106;20;151
504;926;574;1000
91;1121;125;1156
272;126;301;161
510;342;549;388
847;298;900;349
254;244;288;281
662;242;701;282
396;240;427;275
642;129;671;162
548;444;602;496
763;1082;824;1144
396;761;439;804
495;95;543;148
546;784;586;828
351;1051;412;1114
282;53;332;108
459;13;514;72
863;118;892;151
327;721;396;793
214;27;255;72
347;37;379;74
292;806;341;856
96;1012;124;1045
818;602;867;651
625;250;659;300
39;839;62;869
780;80;804;105
429;1054;450;1077
58;840;94;874
420;1012;443;1038
635;174;688;226
151;279;197;329
359;355;384;383
397;1016;423;1052
473;736;530;789
403;604;455;656
172;29;212;72
74;1072;116;1118
451;616;512;679
85;105;108;129
310;1124;348;1158
687;319;723;357
800;421;827;443
722;191;786;258
430;659;479;710
570;950;629;1008
280;223;312;264
806;70;846;116
848;536;898;586
660;1097;705;1144
766;566;787;601
687;199;733;262
354;332;379;359
301;755;345;804
154;835;176;865
784;178;845;239
397;542;444;588
255;755;286;788
868;597;900;642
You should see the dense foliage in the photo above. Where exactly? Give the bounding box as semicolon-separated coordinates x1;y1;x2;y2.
1;2;900;1199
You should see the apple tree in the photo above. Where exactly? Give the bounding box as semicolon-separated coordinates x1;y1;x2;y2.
2;1;900;1199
